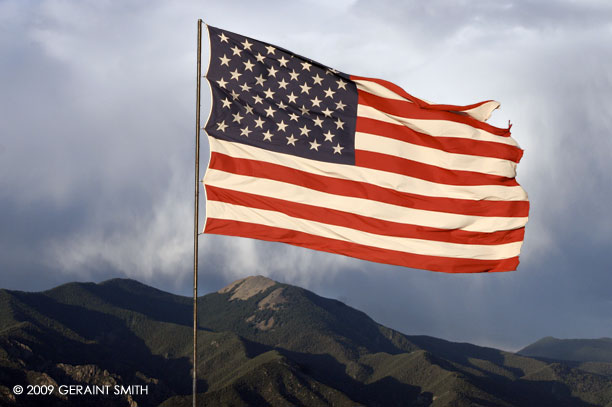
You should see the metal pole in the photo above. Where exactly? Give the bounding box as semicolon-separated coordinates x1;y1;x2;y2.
193;18;203;407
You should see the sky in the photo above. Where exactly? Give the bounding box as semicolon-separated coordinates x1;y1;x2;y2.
1;0;611;351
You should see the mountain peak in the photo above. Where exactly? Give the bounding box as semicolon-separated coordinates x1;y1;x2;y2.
218;275;277;300
518;336;612;363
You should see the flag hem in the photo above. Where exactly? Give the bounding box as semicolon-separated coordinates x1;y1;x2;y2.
201;22;215;230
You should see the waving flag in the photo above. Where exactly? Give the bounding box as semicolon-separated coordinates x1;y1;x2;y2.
202;25;529;273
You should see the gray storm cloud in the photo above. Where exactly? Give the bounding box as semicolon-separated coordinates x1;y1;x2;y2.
1;0;611;350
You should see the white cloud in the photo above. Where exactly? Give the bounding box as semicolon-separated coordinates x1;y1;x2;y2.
47;160;193;279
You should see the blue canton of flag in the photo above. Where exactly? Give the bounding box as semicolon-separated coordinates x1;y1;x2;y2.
204;25;358;165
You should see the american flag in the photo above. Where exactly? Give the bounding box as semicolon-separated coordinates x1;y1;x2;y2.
202;25;529;273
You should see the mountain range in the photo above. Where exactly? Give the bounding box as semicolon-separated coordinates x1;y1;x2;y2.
1;275;611;406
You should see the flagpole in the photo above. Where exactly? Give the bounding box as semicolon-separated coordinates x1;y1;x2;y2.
193;18;203;407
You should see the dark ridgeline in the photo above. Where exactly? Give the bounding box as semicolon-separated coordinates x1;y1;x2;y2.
518;336;612;364
1;276;611;406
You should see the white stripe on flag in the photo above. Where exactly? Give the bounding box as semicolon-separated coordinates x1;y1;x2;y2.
208;138;528;202
462;101;501;122
354;78;502;122
206;200;524;260
357;104;519;147
355;132;518;177
355;79;412;101
205;169;528;233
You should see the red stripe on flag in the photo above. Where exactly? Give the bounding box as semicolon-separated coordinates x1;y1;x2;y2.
206;185;526;245
357;89;514;140
355;151;519;187
351;75;511;136
204;218;520;273
356;117;523;163
209;152;529;217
